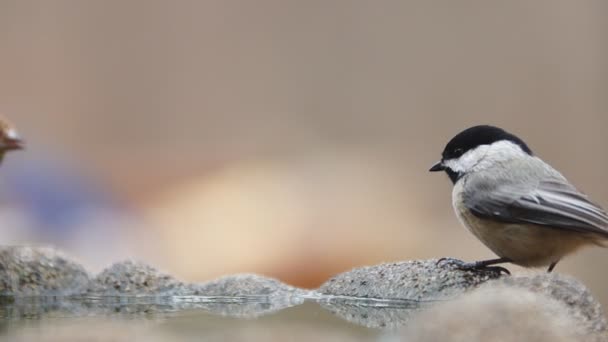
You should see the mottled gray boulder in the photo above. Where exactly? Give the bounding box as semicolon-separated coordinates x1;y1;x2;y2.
0;246;605;342
89;266;307;317
90;261;186;295
0;246;90;296
401;284;606;342
182;274;308;317
315;259;608;338
190;273;308;297
491;273;607;335
317;259;502;300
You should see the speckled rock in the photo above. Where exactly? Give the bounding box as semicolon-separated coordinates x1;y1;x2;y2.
317;259;503;300
401;285;606;342
179;274;308;317
90;264;307;301
0;246;90;296
0;246;605;342
491;273;607;335
189;273;309;297
90;261;186;295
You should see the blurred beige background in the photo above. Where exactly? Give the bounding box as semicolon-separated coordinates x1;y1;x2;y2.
0;0;607;306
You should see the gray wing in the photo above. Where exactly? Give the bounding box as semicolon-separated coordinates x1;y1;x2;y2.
464;174;608;237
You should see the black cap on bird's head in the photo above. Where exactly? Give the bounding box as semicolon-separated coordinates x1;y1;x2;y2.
429;125;532;182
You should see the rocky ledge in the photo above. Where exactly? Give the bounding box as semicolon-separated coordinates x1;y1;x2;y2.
0;246;605;340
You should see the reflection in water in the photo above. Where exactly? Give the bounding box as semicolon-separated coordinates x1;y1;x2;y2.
0;296;398;341
171;295;305;318
0;293;434;332
0;295;305;320
316;295;435;329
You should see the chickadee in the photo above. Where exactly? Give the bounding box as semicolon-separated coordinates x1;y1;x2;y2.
430;125;608;273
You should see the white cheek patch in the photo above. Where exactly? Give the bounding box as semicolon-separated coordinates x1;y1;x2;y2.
444;145;491;173
444;140;527;173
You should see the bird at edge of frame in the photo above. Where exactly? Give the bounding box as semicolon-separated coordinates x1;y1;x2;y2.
430;125;608;275
0;118;24;162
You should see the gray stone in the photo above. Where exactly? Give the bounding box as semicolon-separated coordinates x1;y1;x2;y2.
315;260;607;339
189;273;308;297
90;260;186;295
88;267;306;317
0;247;606;342
401;285;606;342
0;246;90;296
490;273;608;335
317;259;503;300
178;274;308;318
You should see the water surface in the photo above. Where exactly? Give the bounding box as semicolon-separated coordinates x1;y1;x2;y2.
0;295;428;341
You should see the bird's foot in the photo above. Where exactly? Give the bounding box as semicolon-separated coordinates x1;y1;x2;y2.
437;257;511;275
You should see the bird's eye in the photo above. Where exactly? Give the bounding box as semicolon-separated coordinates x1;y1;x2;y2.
453;148;464;156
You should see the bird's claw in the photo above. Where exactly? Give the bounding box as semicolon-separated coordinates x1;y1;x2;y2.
436;257;511;275
477;265;511;275
436;257;461;266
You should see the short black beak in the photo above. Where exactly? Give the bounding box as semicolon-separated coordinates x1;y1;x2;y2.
429;161;445;172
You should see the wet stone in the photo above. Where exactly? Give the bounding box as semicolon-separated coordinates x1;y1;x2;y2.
317;259;503;300
0;246;91;296
180;274;308;317
491;273;608;335
0;246;606;342
401;284;606;342
90;261;187;295
189;273;309;297
90;263;308;298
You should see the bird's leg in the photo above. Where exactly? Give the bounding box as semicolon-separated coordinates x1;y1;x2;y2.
547;260;560;273
437;257;512;275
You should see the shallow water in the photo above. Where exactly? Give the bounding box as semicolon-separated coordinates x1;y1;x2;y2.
0;295;429;341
